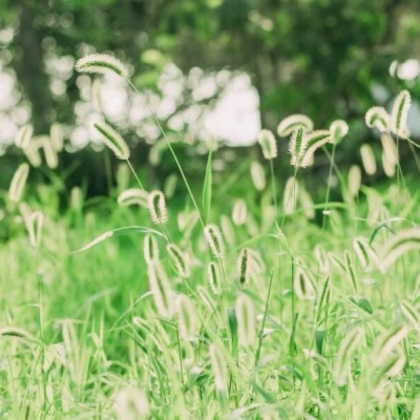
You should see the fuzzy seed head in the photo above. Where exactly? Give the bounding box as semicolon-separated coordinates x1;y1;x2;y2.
207;261;222;295
294;266;316;300
329;120;349;144
380;133;398;176
50;123;63;152
9;163;30;203
143;234;159;265
277;114;313;137
360;144;376;175
15;124;33;149
167;243;190;278
42;140;59;169
288;127;307;168
365;106;391;132
353;236;381;271
380;227;420;269
93;122;130;160
75;53;129;78
333;327;364;386
24;145;42;168
250;161;266;191
314;244;330;274
257;129;277;160
28;211;43;249
348;165;362;198
283;177;299;215
235;294;256;346
114;386;150;420
148;263;174;318
209;343;228;394
204;224;225;258
147;190;168;225
300;130;331;168
374;324;409;366
237;247;251;286
176;294;197;341
391;90;411;138
118;188;148;207
232;199;247;226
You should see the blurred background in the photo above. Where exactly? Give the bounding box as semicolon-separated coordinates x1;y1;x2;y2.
0;0;420;198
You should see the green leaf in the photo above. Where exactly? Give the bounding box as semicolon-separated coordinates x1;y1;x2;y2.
315;329;326;355
227;306;238;357
289;312;299;357
71;226;164;254
202;144;213;223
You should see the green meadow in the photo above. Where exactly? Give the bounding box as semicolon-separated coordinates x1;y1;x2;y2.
1;54;420;420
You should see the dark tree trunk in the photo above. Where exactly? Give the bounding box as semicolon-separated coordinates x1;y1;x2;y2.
14;4;53;133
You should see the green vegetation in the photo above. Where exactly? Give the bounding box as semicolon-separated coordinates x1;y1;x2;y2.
1;53;420;420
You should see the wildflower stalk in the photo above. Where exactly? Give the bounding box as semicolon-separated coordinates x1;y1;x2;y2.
126;159;144;191
269;159;279;225
322;142;337;229
254;271;274;367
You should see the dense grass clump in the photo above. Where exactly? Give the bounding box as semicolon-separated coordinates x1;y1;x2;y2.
1;53;420;419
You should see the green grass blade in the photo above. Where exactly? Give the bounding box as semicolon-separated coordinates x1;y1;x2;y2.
71;226;164;254
202;145;213;223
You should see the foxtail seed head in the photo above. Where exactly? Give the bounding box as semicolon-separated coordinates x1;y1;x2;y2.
360;144;377;175
114;386;150;420
300;130;331;167
353;236;381;272
257;129;277;160
373;324;409;366
250;161;266;191
294;266;316;300
15;124;33;149
204;224;225;258
232;199;247;226
380;133;398;168
365;106;391;132
143;234;159;265
147;190;168;225
391;90;411;138
75;53;129;79
348;165;362;198
209;343;228;395
288;127;307;168
148;262;174;318
118;188;148;207
28;211;43;249
237;247;251;286
283;177;299;215
23;144;42;168
93;122;130;160
0;326;37;344
166;243;190;278
333;327;364;386
277;114;313;137
207;261;222;295
329;120;349;144
235;294;256;346
50;123;64;152
42;139;58;169
176;294;197;341
8;163;30;203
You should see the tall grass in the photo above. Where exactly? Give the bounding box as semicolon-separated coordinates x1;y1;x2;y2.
0;52;419;419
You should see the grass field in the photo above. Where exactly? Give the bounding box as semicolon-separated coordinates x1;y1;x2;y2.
1;57;420;419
